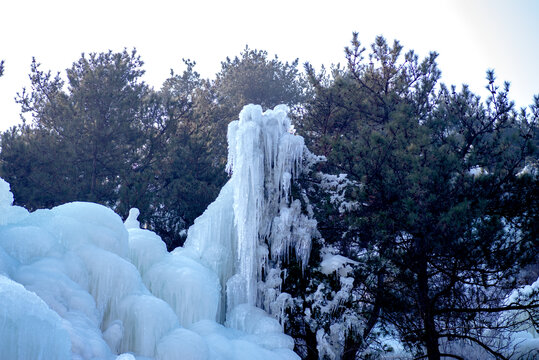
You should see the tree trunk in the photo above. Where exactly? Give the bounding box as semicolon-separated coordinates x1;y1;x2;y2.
343;272;384;359
417;254;440;360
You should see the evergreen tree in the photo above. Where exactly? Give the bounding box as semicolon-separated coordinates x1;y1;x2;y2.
0;48;310;251
298;34;538;360
214;46;307;112
211;46;308;162
1;50;155;212
146;60;227;249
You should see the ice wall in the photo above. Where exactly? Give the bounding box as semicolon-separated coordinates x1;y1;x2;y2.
0;105;311;360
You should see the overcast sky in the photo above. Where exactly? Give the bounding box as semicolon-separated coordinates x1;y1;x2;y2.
1;0;538;131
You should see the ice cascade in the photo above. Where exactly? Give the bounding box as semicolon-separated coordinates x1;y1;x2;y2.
184;104;315;317
0;105;314;360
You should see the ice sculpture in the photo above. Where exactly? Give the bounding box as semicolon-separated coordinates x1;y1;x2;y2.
0;105;315;359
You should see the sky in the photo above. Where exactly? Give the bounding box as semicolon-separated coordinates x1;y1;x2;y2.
1;0;538;131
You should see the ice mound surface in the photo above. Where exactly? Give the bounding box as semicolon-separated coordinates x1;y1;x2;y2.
0;274;72;360
0;104;306;360
0;178;299;359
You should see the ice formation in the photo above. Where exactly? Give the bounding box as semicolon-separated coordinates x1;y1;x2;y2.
0;105;315;359
186;104;315;317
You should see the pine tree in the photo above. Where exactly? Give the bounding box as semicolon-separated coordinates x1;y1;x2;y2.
298;34;538;360
146;60;227;249
2;50;155;212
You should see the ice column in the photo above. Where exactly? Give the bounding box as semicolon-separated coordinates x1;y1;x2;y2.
226;104;304;306
184;104;311;317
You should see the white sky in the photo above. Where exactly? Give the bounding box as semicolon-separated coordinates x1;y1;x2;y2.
1;0;538;131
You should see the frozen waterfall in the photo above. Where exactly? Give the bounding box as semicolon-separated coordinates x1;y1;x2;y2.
0;104;315;360
185;104;314;316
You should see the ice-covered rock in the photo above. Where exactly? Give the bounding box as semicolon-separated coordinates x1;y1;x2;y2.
144;250;221;327
0;178;29;226
0;178;14;207
126;227;167;276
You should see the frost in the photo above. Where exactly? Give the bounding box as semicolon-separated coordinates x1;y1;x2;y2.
318;173;359;213
506;275;538;306
469;165;489;177
516;162;539;178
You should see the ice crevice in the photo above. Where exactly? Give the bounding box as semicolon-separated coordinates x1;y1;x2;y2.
0;104;315;360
